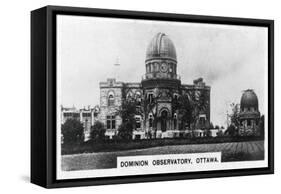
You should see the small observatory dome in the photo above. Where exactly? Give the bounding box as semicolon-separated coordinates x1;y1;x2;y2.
240;89;259;110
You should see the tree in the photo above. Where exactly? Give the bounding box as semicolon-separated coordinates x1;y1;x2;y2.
118;122;134;140
90;121;106;141
118;96;140;140
177;94;193;129
61;119;84;145
143;89;161;138
225;124;238;137
197;90;209;113
217;130;224;137
258;115;265;138
195;118;210;130
230;103;240;127
118;98;139;123
174;89;210;132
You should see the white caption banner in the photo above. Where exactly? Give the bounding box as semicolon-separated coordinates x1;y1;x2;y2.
117;152;221;173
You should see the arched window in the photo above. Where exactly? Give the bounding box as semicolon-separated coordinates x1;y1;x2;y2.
168;63;173;73
126;92;133;100
148;63;151;73
161;110;168;132
151;63;154;72
108;94;114;106
154;62;159;72
247;119;251;127
148;93;154;104
174;94;179;102
135;91;141;98
173;113;177;130
149;114;153;128
135;91;142;105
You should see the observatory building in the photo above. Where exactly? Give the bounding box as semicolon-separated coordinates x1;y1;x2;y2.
238;89;261;136
98;33;211;139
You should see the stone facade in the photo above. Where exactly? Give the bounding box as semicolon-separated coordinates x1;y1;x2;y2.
99;33;211;139
99;79;124;139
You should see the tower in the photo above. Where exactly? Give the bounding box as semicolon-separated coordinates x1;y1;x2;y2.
141;33;181;138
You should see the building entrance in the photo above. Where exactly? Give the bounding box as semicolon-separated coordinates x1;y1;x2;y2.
161;110;168;132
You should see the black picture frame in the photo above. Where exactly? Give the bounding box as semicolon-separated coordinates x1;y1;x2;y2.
31;5;274;188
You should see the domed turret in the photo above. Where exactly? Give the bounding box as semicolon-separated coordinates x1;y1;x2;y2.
146;33;177;62
239;89;261;136
240;89;259;111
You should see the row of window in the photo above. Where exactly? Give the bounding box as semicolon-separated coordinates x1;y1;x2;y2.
107;92;180;107
108;92;142;107
148;113;177;130
147;93;179;103
106;113;178;130
127;91;142;99
63;112;80;117
106;115;142;130
82;113;91;117
241;119;258;127
63;112;92;117
243;107;258;112
146;62;176;73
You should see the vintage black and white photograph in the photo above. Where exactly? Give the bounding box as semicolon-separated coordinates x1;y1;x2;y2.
56;15;269;179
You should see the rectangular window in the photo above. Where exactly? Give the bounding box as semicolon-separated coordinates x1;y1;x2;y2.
106;115;116;129
135;116;141;129
247;119;251;126
148;93;153;103
107;120;111;129
112;119;116;129
149;118;153;128
174;119;177;130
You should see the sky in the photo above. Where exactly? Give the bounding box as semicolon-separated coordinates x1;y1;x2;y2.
57;15;268;127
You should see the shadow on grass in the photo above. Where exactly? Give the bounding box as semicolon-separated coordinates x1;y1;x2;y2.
222;151;264;162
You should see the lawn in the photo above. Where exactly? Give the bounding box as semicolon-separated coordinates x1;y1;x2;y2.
61;140;264;171
61;136;263;155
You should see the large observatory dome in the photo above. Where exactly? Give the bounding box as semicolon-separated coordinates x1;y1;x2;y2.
146;33;177;62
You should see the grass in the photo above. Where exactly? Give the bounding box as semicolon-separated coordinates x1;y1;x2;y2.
61;136;264;155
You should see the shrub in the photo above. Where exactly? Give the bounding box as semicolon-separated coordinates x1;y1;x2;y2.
61;119;84;145
225;124;238;137
90;121;106;141
118;122;133;141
